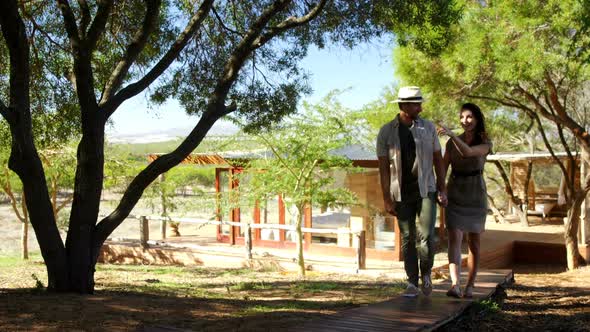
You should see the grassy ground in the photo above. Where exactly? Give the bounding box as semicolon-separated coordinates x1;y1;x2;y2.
438;264;590;332
0;254;404;331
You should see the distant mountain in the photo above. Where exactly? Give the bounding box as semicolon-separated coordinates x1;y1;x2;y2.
107;121;240;144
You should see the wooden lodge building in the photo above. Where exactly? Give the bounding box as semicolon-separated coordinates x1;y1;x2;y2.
147;147;590;263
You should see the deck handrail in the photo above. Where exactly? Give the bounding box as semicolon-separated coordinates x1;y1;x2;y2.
132;214;361;234
120;214;367;271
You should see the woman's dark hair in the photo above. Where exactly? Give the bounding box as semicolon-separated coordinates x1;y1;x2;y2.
461;102;487;146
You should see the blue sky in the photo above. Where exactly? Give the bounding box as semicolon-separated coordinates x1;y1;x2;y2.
107;36;396;138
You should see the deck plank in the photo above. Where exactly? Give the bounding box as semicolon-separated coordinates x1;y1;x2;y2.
292;269;513;332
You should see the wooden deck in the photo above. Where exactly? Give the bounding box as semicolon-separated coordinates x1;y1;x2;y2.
292;269;513;332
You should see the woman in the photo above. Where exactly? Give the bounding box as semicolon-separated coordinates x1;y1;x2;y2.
438;103;492;298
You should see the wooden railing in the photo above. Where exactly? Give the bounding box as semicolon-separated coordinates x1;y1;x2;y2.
129;215;367;271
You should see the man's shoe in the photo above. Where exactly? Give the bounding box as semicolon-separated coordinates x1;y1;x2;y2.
421;275;433;296
402;283;420;298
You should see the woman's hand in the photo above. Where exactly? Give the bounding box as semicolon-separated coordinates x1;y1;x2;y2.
437;124;456;137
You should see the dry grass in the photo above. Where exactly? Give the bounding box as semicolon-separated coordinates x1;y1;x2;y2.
439;264;590;332
0;255;404;331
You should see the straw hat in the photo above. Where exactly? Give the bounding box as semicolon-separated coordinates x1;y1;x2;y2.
391;86;424;103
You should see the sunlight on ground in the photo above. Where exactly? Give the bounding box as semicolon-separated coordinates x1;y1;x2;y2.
0;255;405;331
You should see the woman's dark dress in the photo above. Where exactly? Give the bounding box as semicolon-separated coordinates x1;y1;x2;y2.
445;137;491;233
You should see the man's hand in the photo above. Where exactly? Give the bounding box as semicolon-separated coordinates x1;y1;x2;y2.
384;198;397;216
437;191;448;207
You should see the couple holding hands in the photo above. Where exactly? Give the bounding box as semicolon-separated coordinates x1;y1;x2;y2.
377;86;492;298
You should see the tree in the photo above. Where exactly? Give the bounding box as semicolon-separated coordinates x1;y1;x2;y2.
145;166;215;237
393;0;590;269
0;145;77;259
236;94;358;277
0;0;460;293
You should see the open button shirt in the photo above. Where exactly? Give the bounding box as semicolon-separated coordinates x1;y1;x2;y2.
376;116;441;202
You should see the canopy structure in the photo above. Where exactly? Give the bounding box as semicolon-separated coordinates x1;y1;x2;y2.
147;144;380;168
487;151;579;163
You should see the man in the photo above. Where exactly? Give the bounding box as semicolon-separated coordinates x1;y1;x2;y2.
376;86;447;297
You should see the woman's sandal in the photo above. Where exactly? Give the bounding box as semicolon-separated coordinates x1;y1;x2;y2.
446;285;463;298
463;285;474;298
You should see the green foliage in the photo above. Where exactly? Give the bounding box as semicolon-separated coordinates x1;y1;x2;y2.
143;165;215;216
377;0;463;56
0;143;78;228
236;93;359;213
151;1;463;133
474;298;501;313
392;0;590;152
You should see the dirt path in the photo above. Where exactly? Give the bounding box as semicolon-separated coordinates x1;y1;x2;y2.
439;264;590;332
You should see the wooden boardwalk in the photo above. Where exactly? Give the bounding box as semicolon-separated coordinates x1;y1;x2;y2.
292;269;513;332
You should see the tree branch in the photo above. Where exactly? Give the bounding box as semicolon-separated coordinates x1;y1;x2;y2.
523;160;533;211
545;72;568;118
2;169;26;223
93;106;224;248
211;0;294;100
489;160;521;205
518;84;590;152
0;100;9;122
20;7;70;53
466;94;522;109
56;195;74;214
56;0;81;48
85;0;114;50
256;133;299;178
212;5;244;36
103;0;214;118
0;0;31;112
251;0;328;51
77;0;91;34
556;122;576;192
528;106;573;194
99;0;161;105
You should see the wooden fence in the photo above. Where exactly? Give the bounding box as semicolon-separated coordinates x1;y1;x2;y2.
131;215;367;271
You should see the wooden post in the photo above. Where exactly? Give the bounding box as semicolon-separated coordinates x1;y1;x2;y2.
140;216;149;249
245;222;253;261
215;168;222;241
393;216;403;261
356;230;366;271
159;173;167;239
229;168;237;245
253;200;261;241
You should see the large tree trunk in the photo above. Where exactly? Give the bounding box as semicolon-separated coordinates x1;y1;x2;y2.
12;149;69;290
0;0;69;291
565;192;587;270
65;126;106;294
